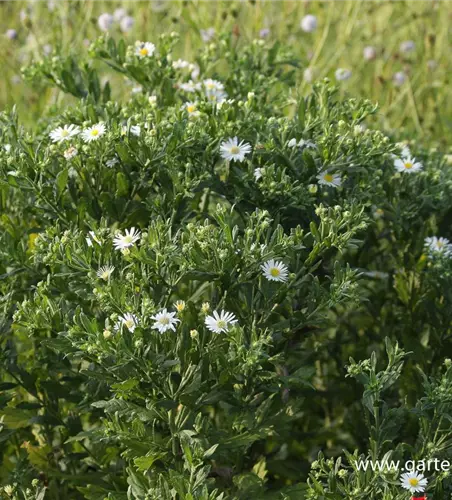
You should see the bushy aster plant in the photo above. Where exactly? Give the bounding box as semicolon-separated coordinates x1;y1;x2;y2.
1;33;452;499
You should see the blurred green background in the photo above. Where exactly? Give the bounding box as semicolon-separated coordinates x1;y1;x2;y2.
0;0;451;143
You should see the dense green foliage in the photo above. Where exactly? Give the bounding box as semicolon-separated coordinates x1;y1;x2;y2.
1;31;452;500
1;0;451;142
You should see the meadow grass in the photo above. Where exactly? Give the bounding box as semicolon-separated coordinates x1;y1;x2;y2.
0;0;451;145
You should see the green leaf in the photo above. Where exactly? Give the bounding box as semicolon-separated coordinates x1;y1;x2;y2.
134;453;167;471
55;168;69;197
116;172;129;196
203;444;219;459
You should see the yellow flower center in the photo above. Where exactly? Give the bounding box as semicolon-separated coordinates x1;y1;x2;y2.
324;173;334;182
404;162;413;169
124;235;133;243
270;268;281;277
217;320;227;329
408;478;419;487
61;129;69;137
125;319;134;329
101;271;109;280
437;241;444;248
160;316;169;325
230;146;240;154
91;129;99;136
176;303;185;311
187;105;196;113
140;48;149;56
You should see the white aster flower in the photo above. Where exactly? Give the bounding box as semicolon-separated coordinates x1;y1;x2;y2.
203;79;224;92
303;67;314;83
205;310;238;334
425;236;452;257
254;168;263;181
317;171;342;188
216;98;235;110
135;41;155;58
393;71;407;87
205;89;228;104
335;68;352;81
191;64;200;80
173;59;193;70
115;313;138;333
120;16;134;33
151;308;180;333
97;265;115;281
400;471;427;494
179;80;202;93
98;13;114;32
113;227;141;250
63;146;78;160
49;124;80;143
220;137;252;162
394;156;422;174
20;8;31;23
203;80;227;103
200;27;215;42
6;29;18;40
300;14;317;33
400;40;415;54
106;158;119;168
298;139;317;149
393;143;411;160
81;123;106;143
126;125;141;137
183;102;201;118
86;231;101;247
363;46;377;61
261;259;289;282
113;7;127;21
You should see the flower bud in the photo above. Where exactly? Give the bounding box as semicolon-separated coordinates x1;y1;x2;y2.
300;15;317;33
393;71;407;87
97;13;114;32
363;46;376;61
5;29;18;40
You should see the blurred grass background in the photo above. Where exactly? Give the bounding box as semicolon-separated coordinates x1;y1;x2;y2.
0;0;450;144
